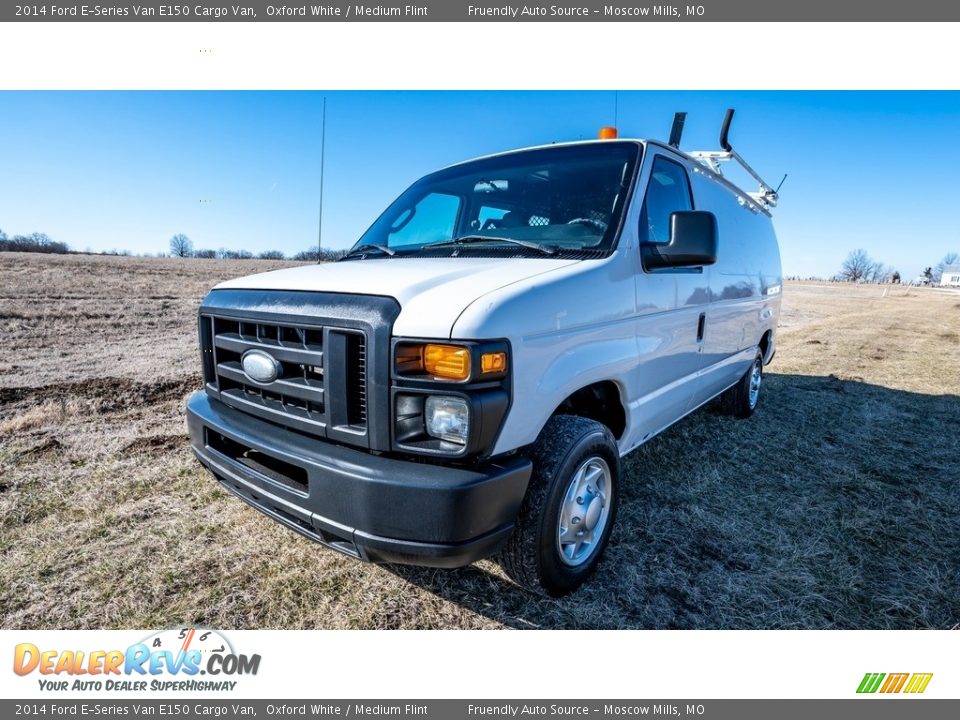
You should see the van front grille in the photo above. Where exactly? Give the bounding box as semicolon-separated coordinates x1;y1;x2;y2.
201;314;368;442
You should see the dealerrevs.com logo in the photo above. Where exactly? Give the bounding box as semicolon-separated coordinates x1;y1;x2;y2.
13;628;260;692
857;673;933;694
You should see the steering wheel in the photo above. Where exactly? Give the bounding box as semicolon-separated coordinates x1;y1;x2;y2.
566;217;607;232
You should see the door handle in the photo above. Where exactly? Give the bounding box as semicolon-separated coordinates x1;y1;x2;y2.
696;312;706;342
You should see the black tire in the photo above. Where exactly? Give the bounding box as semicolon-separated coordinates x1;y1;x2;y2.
499;415;620;597
720;349;764;418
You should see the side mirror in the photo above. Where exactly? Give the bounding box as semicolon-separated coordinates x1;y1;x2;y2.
643;211;718;270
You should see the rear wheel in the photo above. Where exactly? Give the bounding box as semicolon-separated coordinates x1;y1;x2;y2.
720;349;764;418
499;415;620;596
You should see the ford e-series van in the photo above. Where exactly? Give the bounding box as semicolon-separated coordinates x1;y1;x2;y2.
186;112;783;595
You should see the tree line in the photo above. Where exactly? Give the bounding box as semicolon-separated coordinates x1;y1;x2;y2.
168;233;345;261
837;249;959;284
0;228;345;262
0;230;69;254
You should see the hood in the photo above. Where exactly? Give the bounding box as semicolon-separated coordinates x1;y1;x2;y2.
214;257;581;338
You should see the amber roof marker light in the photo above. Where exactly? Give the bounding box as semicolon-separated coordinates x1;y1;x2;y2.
598;126;618;140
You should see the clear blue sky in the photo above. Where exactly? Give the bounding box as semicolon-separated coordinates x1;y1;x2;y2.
1;91;958;279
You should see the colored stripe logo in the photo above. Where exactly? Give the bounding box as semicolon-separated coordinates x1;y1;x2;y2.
857;672;933;694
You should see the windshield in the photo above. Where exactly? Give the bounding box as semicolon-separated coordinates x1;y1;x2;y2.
350;142;640;258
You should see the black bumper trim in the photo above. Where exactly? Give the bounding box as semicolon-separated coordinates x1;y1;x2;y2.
186;392;531;568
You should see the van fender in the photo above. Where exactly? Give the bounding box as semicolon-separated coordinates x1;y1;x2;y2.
490;326;637;456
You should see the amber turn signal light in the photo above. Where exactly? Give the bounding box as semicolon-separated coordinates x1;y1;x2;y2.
480;351;507;375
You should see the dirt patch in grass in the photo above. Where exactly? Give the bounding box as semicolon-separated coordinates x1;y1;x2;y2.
1;254;958;629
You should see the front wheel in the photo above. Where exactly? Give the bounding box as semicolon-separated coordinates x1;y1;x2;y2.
499;415;620;596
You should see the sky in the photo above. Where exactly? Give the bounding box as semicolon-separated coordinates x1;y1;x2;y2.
1;90;958;279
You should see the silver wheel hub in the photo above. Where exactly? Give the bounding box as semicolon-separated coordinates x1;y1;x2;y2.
748;359;762;408
556;457;612;567
584;495;604;531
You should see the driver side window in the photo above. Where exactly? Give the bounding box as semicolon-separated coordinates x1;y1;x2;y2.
640;156;693;244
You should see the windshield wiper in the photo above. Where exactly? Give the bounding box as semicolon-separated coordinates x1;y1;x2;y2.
339;243;396;260
422;235;556;256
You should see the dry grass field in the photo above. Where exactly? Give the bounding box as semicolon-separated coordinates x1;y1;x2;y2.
1;253;958;629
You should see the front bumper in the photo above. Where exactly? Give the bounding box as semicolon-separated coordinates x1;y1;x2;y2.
186;392;532;567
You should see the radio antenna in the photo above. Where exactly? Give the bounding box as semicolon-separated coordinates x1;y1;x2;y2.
317;96;327;263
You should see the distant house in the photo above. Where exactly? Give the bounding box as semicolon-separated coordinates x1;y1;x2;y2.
940;264;960;287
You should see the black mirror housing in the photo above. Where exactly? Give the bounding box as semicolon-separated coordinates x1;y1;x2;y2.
643;211;718;270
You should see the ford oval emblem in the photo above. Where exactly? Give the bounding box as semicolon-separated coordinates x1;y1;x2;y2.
241;350;281;384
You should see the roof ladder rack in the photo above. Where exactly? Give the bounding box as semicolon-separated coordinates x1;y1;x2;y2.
688;108;781;210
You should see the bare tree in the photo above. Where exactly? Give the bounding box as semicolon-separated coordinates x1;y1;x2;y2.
839;249;880;282
194;248;217;259
30;232;52;248
871;263;894;283
292;248;320;262
292;247;347;262
258;250;285;260
218;248;254;259
169;233;193;258
932;252;959;283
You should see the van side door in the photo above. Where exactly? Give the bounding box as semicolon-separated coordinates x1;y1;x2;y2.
628;153;709;445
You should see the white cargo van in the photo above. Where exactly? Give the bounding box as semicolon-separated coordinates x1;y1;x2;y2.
186;111;783;595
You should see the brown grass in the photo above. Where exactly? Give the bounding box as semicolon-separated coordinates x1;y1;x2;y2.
1;253;958;629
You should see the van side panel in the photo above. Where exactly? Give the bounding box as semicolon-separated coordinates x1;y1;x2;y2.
689;166;782;405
